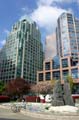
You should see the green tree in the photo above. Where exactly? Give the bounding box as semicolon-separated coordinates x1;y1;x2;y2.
51;79;55;87
66;76;74;93
0;81;5;95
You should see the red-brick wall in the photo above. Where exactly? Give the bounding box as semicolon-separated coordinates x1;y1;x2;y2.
25;96;40;102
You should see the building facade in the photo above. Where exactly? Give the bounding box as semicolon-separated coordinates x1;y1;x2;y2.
37;12;79;93
56;12;79;62
0;17;43;83
37;56;79;93
37;56;79;82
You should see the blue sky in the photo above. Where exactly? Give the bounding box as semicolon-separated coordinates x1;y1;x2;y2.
0;0;79;48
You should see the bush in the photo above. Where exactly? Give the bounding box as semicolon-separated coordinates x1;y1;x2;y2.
0;95;10;102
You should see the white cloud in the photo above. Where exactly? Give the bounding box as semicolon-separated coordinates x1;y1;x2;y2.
21;7;27;12
37;0;54;6
20;0;74;35
37;0;73;6
45;33;56;60
4;29;9;35
21;7;32;14
67;8;74;14
30;5;66;33
0;40;6;46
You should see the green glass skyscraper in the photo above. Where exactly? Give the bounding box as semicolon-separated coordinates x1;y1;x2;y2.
0;17;43;83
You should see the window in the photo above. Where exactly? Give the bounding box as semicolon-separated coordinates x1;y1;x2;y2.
62;59;68;68
52;56;60;69
39;73;43;81
45;62;50;70
71;68;78;79
62;70;69;80
53;71;60;80
45;72;50;81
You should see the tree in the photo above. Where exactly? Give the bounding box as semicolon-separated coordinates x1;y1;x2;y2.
0;81;5;95
5;78;30;98
50;79;55;88
31;81;53;95
66;76;74;93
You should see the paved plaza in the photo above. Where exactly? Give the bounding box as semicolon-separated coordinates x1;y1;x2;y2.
0;108;43;120
0;105;79;120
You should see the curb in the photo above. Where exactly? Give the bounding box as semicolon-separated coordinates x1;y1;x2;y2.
20;109;79;119
21;109;54;119
0;105;10;109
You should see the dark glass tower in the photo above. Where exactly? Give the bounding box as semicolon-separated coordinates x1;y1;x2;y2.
0;17;43;83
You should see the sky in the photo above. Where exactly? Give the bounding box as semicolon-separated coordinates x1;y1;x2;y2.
0;0;79;50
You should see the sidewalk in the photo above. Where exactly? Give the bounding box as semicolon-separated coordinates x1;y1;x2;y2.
21;108;79;120
0;103;79;120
